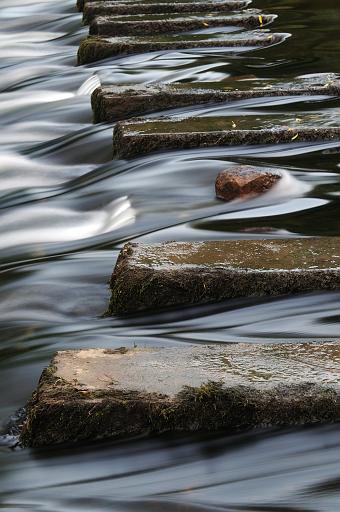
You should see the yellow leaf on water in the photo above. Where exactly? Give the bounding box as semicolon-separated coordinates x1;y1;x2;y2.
259;15;263;26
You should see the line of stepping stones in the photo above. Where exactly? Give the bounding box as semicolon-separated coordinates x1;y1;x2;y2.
19;0;340;446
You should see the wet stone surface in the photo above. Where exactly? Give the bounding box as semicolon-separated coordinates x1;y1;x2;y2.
92;80;340;122
84;1;252;22
109;239;340;313
77;32;288;64
80;0;251;14
21;344;340;447
89;12;275;37
112;117;340;158
215;165;281;201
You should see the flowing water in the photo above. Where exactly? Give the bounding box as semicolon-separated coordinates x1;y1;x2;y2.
1;0;340;509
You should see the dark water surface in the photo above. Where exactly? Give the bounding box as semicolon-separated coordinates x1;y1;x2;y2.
1;0;340;510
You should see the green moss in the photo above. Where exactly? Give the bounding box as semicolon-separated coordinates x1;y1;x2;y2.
20;351;340;448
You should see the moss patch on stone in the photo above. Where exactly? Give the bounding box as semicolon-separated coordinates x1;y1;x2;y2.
91;80;340;122
81;0;251;15
20;346;340;447
78;32;288;64
89;13;275;37
112;116;340;158
84;1;252;23
108;240;340;313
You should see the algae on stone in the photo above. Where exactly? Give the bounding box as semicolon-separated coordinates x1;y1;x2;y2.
111;115;340;158
89;12;275;37
81;0;251;14
84;1;252;22
78;32;288;64
20;345;340;446
91;80;340;122
109;239;340;313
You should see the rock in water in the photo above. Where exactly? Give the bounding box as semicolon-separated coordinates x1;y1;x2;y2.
20;344;340;447
215;165;281;201
109;239;340;313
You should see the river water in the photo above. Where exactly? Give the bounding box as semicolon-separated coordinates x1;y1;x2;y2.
1;0;340;510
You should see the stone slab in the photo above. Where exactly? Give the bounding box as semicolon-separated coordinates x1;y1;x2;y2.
84;1;252;22
92;81;340;122
109;239;340;313
78;32;288;64
20;344;340;446
89;12;275;37
79;0;251;14
112;117;340;158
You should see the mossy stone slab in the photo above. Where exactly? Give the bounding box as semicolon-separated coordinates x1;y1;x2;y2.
89;12;275;37
112;116;340;158
109;239;340;313
84;1;252;22
78;32;288;64
92;81;340;122
21;344;340;447
80;0;251;14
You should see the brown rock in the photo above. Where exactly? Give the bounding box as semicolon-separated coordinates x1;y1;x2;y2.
215;165;281;201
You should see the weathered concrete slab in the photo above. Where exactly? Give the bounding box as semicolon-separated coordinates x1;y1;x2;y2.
80;0;251;14
21;344;340;446
89;12;275;37
78;32;288;64
84;1;252;23
112;117;340;158
215;165;281;201
109;239;340;313
92;81;340;122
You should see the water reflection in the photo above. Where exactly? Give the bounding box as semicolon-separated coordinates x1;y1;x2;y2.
2;426;340;511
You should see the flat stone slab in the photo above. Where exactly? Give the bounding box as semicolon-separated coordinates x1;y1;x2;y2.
21;344;340;446
112;117;340;158
84;1;252;22
78;31;288;64
92;80;340;122
109;239;340;313
80;0;251;14
89;12;275;37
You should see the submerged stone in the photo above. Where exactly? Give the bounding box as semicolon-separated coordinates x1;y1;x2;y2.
78;32;288;64
89;13;275;37
21;344;340;447
109;239;340;313
112;117;340;158
215;165;281;201
91;81;340;122
84;0;252;23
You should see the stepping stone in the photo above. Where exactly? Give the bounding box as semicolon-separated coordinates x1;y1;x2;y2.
79;0;251;14
89;12;275;37
215;165;281;201
92;81;340;122
78;31;288;64
21;344;340;446
84;0;252;23
109;239;340;314
112;117;340;158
